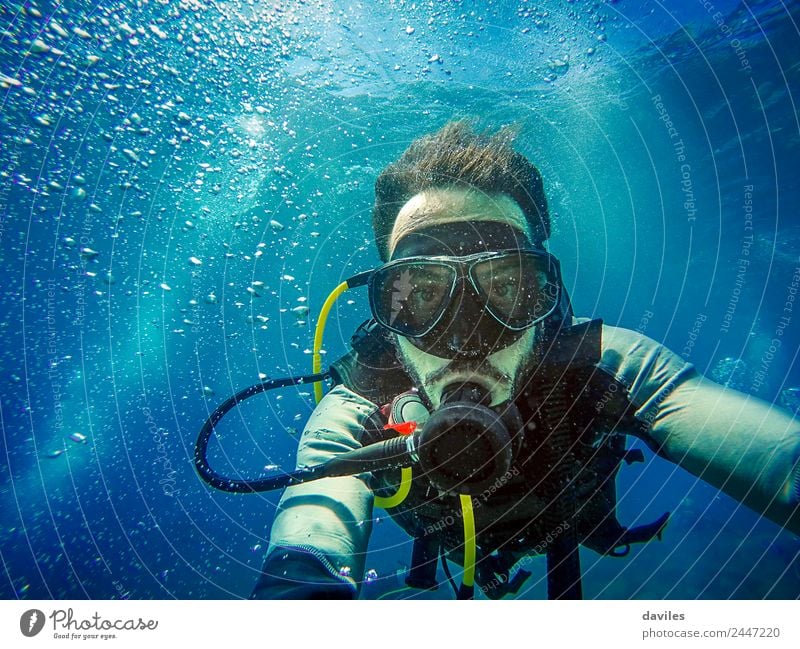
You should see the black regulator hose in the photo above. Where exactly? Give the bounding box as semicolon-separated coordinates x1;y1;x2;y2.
194;373;413;493
194;373;327;493
196;376;522;496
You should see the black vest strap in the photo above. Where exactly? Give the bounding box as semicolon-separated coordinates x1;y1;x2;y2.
329;319;412;406
405;534;440;591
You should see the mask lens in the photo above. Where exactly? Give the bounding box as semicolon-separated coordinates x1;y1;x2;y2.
371;262;456;336
470;252;559;328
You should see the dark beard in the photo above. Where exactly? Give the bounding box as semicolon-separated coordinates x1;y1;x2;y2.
394;326;541;406
426;359;510;385
508;322;546;399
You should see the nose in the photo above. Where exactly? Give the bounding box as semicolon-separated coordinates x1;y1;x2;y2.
446;331;485;359
439;280;494;358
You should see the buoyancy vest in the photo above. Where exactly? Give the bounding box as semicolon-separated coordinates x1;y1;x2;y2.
328;318;669;596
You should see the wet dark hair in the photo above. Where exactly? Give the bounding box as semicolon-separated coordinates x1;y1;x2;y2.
372;120;550;261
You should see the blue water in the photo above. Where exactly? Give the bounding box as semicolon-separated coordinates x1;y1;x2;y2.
1;0;799;599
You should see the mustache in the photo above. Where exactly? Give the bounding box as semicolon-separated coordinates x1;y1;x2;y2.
427;360;509;385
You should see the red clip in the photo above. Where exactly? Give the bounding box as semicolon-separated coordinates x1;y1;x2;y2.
383;421;417;436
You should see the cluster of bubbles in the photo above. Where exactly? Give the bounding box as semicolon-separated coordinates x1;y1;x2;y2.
710;356;749;392
710;356;800;416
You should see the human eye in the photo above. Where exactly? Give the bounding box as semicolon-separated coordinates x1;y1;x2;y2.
492;274;519;298
412;282;439;304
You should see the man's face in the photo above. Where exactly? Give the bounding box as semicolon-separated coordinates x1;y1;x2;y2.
388;187;544;408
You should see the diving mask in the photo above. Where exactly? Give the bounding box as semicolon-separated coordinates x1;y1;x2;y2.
365;248;562;358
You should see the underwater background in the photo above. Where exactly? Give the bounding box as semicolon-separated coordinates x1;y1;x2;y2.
1;0;799;599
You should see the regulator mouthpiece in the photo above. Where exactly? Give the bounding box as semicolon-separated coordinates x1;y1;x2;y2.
415;383;520;495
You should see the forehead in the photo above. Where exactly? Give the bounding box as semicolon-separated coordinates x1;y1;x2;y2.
392;187;531;259
392;220;531;258
388;187;532;259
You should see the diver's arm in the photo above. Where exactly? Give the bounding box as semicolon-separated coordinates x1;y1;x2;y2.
600;325;800;536
251;385;377;599
644;373;800;535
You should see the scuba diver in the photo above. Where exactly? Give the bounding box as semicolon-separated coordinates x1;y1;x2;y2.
195;121;800;599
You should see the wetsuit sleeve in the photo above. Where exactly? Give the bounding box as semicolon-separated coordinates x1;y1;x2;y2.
600;325;800;536
251;385;377;599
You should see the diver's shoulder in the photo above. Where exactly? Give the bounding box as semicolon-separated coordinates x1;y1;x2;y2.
571;317;693;385
599;322;663;353
319;383;379;409
570;317;663;351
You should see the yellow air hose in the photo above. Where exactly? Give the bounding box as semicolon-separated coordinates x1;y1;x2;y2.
312;280;349;404
373;467;412;509
312;280;412;509
460;494;476;591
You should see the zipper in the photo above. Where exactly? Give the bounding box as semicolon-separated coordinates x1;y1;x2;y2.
281;544;353;584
